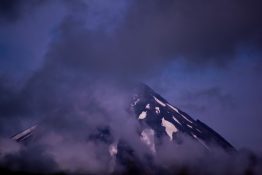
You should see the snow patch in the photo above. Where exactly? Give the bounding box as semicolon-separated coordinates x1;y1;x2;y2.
167;103;193;124
172;116;182;125
180;114;193;124
161;118;178;141
194;136;210;150
187;124;193;129
196;128;202;133
153;96;166;106
167;104;179;113
145;104;150;109
138;111;147;120
12;124;38;142
155;107;160;114
132;98;140;106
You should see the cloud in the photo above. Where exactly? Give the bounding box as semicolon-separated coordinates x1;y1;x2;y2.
0;146;58;174
8;0;258;80
0;0;49;22
1;0;261;83
122;0;262;64
0;0;22;21
0;0;262;174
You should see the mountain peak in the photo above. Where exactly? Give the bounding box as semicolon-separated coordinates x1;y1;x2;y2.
131;83;235;151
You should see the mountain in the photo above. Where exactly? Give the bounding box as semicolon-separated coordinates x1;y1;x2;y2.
130;84;235;151
9;83;235;173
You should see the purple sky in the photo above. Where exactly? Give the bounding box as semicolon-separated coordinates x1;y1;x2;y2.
0;0;262;155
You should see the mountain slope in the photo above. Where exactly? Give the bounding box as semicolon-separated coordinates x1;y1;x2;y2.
131;84;235;151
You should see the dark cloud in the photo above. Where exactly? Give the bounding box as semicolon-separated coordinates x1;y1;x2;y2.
121;0;262;65
0;0;261;81
0;145;58;173
1;0;261;81
0;0;21;21
0;0;47;22
35;0;262;78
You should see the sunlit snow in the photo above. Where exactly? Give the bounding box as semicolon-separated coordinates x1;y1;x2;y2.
155;107;160;114
187;124;193;129
145;104;150;109
138;111;147;119
180;113;193;123
161;118;178;140
153;96;166;106
172;116;182;125
167;103;179;113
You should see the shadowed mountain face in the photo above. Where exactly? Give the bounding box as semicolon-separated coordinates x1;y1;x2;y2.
10;84;235;173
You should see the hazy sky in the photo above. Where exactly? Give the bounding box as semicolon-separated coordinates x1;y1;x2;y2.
0;0;262;155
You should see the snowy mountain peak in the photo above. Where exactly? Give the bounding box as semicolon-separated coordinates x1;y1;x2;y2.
131;83;235;151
